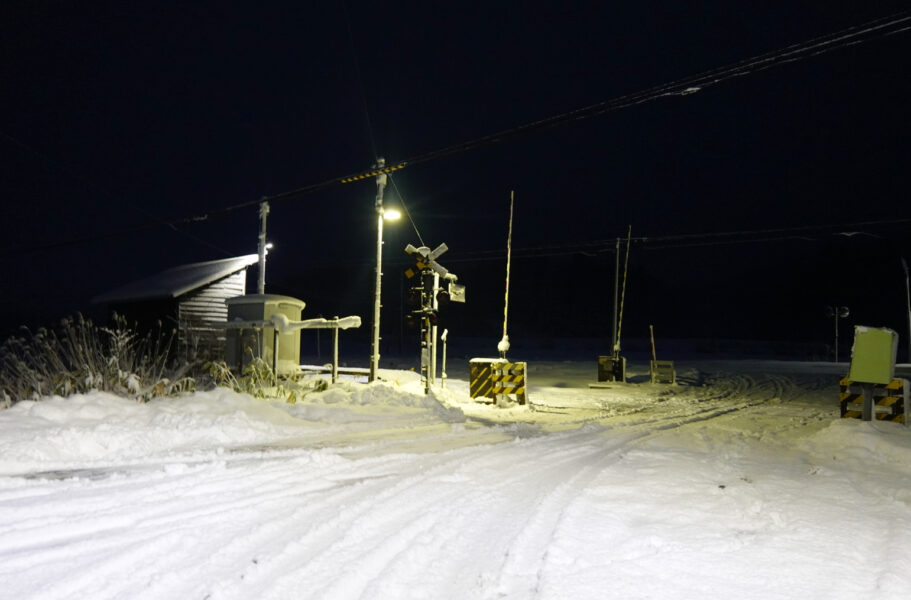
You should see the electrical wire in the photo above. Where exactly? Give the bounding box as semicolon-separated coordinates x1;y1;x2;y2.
3;10;910;257
227;9;911;213
388;174;425;247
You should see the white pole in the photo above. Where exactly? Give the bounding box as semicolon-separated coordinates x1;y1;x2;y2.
430;272;439;385
614;226;633;355
370;159;388;382
498;192;514;358
441;328;448;389
332;317;339;384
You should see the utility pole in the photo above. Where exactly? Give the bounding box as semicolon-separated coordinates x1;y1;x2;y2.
369;158;388;382
257;201;270;295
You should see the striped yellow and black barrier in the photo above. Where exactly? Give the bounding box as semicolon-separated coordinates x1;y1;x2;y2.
839;377;908;423
469;358;527;405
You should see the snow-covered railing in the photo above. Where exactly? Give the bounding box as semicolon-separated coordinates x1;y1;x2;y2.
223;315;362;383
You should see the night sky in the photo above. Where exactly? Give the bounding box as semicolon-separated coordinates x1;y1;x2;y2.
2;2;910;360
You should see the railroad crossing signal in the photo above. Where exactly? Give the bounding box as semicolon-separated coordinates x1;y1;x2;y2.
404;242;464;394
405;243;451;278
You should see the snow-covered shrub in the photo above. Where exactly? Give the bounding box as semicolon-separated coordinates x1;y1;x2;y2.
203;356;326;403
0;313;195;406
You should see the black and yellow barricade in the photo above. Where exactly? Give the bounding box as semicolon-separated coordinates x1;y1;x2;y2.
839;377;909;423
469;358;528;405
650;360;676;384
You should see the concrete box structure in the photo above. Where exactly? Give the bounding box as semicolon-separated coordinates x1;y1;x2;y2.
225;294;306;374
598;355;626;382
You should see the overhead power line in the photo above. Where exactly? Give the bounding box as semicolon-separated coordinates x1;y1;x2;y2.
3;10;910;258
208;9;910;216
437;217;911;263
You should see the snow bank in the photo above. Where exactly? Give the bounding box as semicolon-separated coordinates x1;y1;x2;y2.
0;381;465;476
802;418;911;466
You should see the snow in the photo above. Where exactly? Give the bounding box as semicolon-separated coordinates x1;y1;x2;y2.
1;360;910;599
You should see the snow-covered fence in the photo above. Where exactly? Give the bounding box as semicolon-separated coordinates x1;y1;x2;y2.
223;314;361;383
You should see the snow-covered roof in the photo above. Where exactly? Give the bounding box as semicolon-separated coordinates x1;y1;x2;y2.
93;254;259;304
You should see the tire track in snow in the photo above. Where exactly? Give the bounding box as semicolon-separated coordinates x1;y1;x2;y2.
492;433;631;598
0;370;822;600
250;430;622;599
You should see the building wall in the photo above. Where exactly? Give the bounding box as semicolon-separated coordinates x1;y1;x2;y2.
177;269;247;361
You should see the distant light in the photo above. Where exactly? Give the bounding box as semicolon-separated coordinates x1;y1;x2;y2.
384;209;402;221
265;242;274;250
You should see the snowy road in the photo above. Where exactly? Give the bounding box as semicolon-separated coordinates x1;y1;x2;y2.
2;362;910;599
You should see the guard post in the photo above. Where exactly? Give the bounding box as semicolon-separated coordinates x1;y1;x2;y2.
470;358;528;405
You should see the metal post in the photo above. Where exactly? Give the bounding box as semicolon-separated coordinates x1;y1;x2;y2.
332;317;339;384
430;272;439;385
272;328;279;387
612;237;620;356
370;158;388;382
424;315;432;395
441;328;448;389
862;382;874;421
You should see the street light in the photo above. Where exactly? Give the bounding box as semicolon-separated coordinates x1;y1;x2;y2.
825;305;850;363
369;158;400;382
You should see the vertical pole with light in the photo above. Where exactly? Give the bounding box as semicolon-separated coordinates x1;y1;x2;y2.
369;159;400;382
257;200;270;362
369;159;388;382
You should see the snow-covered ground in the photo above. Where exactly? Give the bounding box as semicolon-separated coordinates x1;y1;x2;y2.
1;360;910;599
